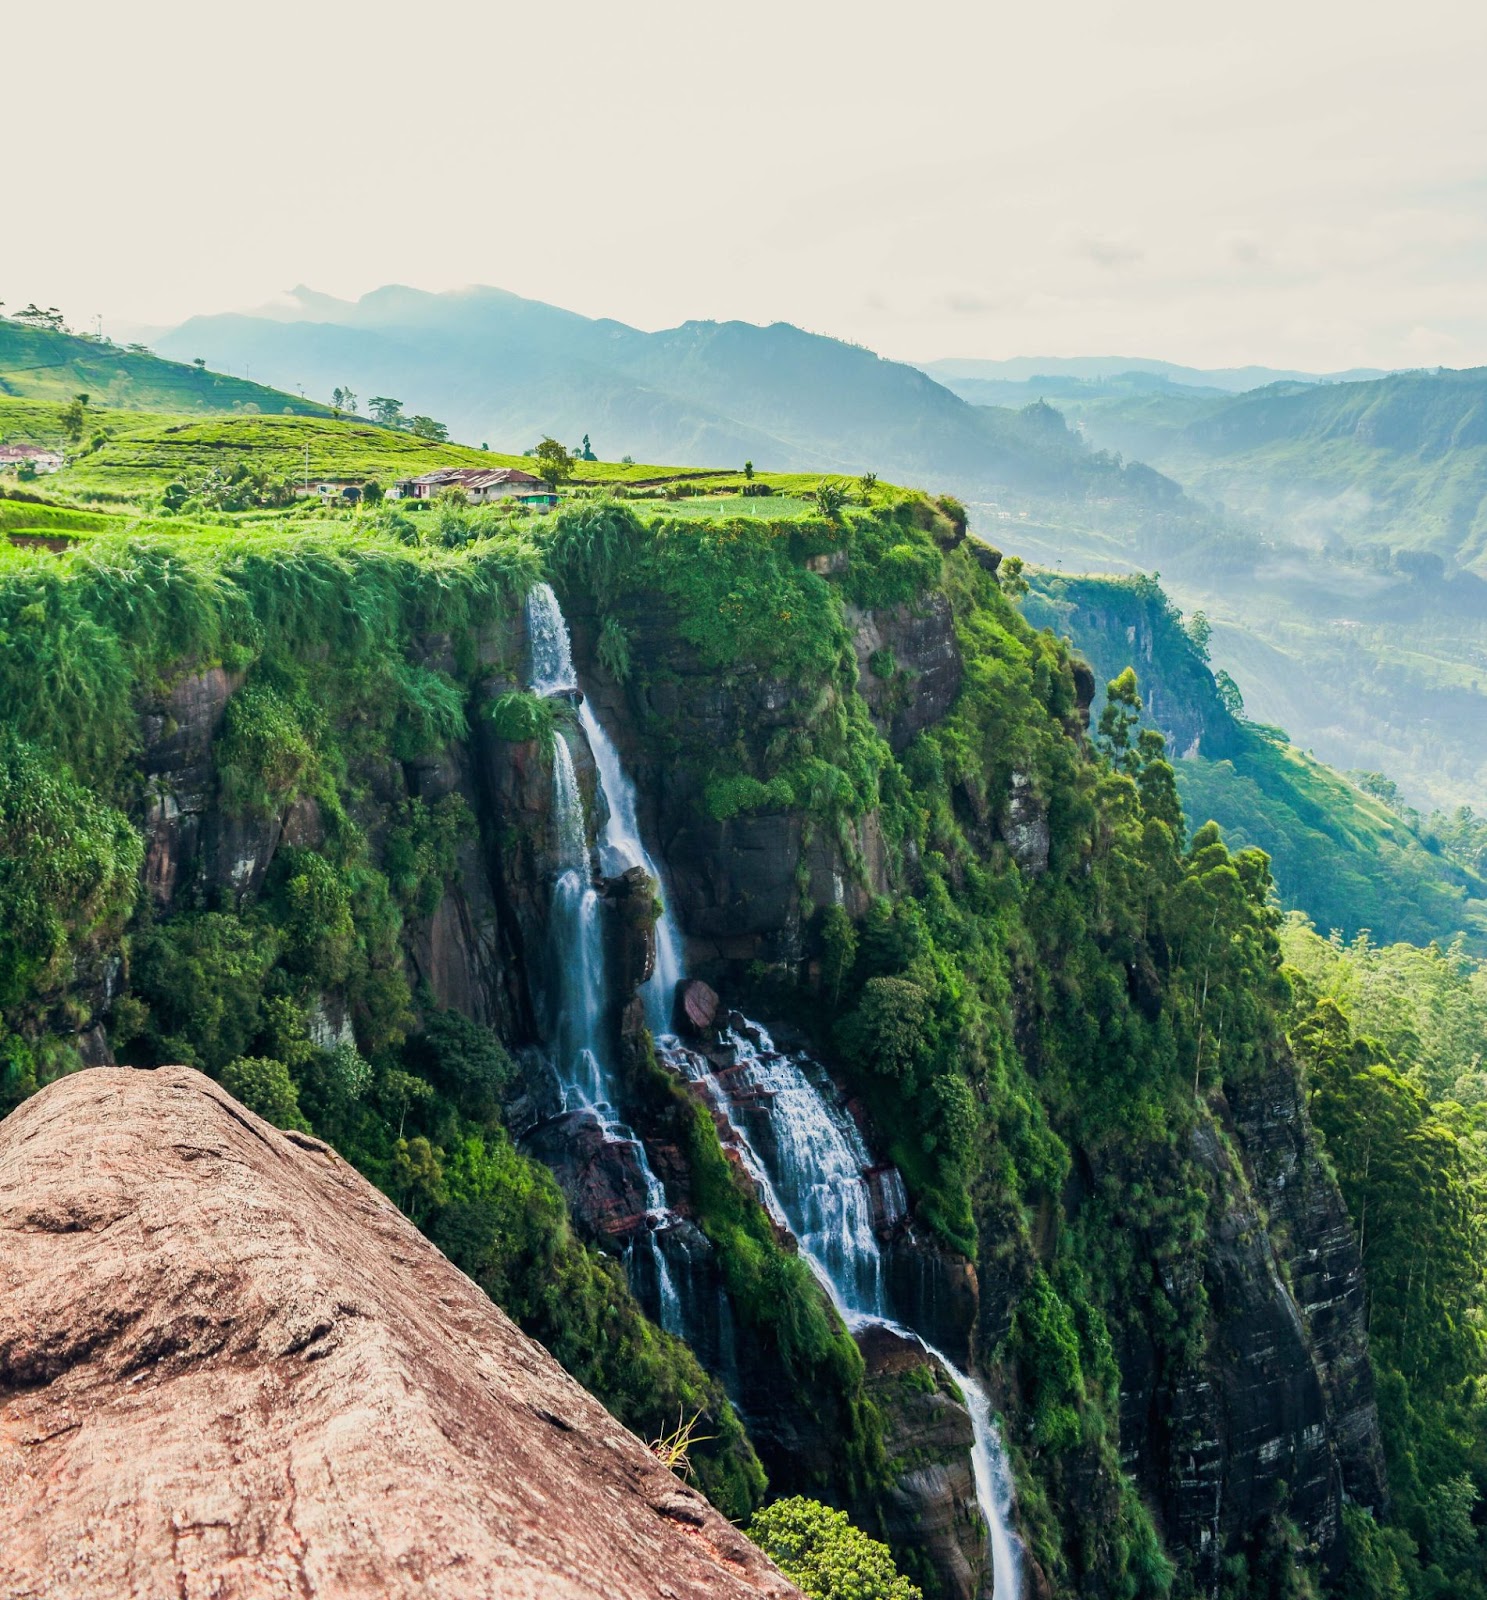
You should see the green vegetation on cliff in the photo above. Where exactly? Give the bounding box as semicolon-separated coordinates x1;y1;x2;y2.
0;516;765;1517
1025;571;1487;951
540;495;1343;1593
0;416;1480;1597
1283;918;1487;1599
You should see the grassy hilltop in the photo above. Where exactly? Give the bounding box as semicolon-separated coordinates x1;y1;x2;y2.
7;383;1484;959
0;318;333;416
0;390;861;517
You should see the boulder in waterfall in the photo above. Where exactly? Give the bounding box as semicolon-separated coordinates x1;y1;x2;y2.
677;978;721;1035
524;1106;657;1246
605;864;659;999
0;1067;798;1600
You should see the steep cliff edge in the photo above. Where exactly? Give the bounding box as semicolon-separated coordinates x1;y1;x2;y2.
0;1066;798;1600
1021;568;1487;950
0;493;1401;1598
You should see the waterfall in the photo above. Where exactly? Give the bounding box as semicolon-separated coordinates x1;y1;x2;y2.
546;731;608;1109
575;696;685;1035
662;1021;1022;1599
526;582;682;1033
523;581;1020;1596
527;582;577;695
525;582;681;1327
668;1026;889;1317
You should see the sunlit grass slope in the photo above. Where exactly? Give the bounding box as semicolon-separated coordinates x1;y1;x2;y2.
0;320;331;416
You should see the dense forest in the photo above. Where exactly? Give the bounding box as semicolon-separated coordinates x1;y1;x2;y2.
1;407;1484;1599
1023;571;1487;952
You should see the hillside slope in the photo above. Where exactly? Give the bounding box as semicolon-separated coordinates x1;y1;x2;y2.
154;285;1211;518
1024;569;1487;950
1061;366;1487;575
921;355;1392;393
986;370;1487;813
0;318;329;417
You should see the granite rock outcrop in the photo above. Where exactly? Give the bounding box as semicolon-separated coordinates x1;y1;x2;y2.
0;1067;800;1600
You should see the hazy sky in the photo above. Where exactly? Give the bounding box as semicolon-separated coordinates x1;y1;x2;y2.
11;0;1487;369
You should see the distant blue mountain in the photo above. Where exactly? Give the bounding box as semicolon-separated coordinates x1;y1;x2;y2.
918;355;1393;394
156;286;1187;511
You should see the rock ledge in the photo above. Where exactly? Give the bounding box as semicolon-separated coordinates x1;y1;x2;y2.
0;1067;798;1600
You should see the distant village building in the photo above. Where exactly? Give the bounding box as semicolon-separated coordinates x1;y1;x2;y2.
0;445;64;474
300;479;363;504
393;466;558;508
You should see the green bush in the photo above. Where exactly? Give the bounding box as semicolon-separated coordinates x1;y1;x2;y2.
217;681;316;818
836;976;930;1081
278;851;355;987
384;794;471;919
750;1497;922;1600
131;912;280;1072
220;1055;310;1131
0;730;140;1013
485;690;556;747
410;1008;516;1122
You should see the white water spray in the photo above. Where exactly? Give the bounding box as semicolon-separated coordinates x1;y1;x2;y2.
524;581;1020;1595
665;1022;1022;1598
526;583;680;1322
526;582;682;1033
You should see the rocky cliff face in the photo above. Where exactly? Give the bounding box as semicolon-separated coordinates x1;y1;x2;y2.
1224;1059;1389;1516
9;520;1390;1599
1022;574;1241;761
858;1325;986;1600
0;1067;799;1600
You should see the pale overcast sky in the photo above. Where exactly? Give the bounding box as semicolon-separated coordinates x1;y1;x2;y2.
10;0;1487;369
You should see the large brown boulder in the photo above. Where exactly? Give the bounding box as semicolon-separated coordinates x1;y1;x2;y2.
0;1068;799;1600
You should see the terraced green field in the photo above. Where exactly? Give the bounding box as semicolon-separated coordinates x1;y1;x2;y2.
1;398;886;527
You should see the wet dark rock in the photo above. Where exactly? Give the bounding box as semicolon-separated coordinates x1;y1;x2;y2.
280;794;325;849
667;812;807;965
409;877;505;1029
655;1219;734;1372
848;594;965;753
855;1324;985;1600
476;705;600;1019
137;667;241;908
523;1110;655;1249
74;1023;114;1068
605;866;658;1001
209;808;284;903
883;1229;980;1371
406;749;463;802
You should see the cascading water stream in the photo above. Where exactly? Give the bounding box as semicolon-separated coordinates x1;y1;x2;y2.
525;581;1020;1594
575;696;684;1036
526;582;680;1332
525;584;682;1033
663;1022;1022;1599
